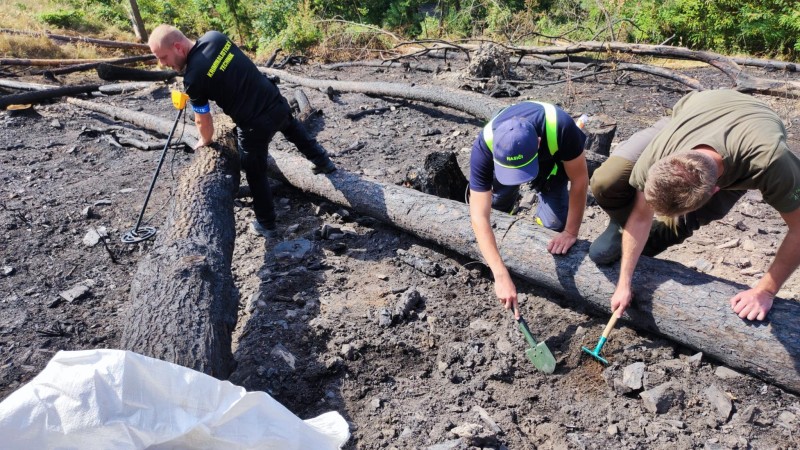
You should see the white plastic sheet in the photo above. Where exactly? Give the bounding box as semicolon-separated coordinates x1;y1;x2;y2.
0;349;349;449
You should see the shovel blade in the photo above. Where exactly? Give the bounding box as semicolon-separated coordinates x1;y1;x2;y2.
526;343;556;374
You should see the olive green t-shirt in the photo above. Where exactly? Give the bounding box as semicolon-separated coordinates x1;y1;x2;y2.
630;90;800;212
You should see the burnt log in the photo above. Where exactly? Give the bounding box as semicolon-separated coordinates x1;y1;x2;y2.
260;69;610;176
37;55;156;77
0;84;100;109
121;127;240;378
0;55;154;66
0;28;151;50
96;63;177;82
405;151;468;202
64;100;242;377
66;97;199;149
267;149;800;394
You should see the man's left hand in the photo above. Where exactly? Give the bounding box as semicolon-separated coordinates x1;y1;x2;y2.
547;230;577;255
730;288;774;321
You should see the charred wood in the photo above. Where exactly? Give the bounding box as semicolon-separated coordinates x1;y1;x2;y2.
0;84;100;109
266;149;800;395
96;63;177;82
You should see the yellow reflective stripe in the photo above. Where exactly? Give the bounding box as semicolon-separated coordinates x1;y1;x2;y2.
482;101;558;156
528;101;558;155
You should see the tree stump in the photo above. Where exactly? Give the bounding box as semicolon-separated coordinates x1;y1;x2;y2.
583;113;617;156
404;151;469;202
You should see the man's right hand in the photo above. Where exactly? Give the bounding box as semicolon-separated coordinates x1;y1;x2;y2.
610;286;632;318
494;272;519;319
193;139;213;150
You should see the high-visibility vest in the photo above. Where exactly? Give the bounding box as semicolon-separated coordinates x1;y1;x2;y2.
483;101;559;179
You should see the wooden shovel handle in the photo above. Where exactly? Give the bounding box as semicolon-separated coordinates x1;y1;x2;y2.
601;313;620;339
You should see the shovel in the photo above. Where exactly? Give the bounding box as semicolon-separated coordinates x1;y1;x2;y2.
512;306;556;374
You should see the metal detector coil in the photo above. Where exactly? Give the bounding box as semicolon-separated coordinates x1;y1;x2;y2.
121;90;188;244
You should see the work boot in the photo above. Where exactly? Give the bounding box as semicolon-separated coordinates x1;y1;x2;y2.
589;220;622;264
311;154;337;174
249;220;278;238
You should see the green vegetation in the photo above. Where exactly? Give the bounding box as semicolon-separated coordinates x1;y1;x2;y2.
21;0;800;58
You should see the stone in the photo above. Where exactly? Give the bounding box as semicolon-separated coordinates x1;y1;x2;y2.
715;238;740;249
81;206;92;218
495;337;513;355
118;188;135;194
640;382;685;414
449;423;482;438
607;424;619;436
622;362;645;390
1;266;14;276
469;318;494;332
378;308;392;327
371;397;383;410
49;119;62;129
734;405;760;424
690;259;713;272
714;366;742;379
686;352;703;368
426;439;464;450
340;344;355;360
704;384;733;421
92;199;112;206
742;239;756;251
270;343;296;370
82;226;108;247
59;282;91;303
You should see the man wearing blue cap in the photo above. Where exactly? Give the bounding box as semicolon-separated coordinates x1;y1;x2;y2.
469;102;588;317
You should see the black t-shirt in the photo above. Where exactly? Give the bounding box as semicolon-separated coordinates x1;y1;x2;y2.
469;102;587;191
183;31;286;128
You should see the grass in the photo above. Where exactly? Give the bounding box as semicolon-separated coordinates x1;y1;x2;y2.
0;0;139;60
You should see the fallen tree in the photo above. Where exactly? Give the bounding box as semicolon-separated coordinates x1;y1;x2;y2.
266;149;800;394
0;84;100;109
0;55;155;67
66;99;241;378
393;40;800;97
66;97;198;148
260;68;609;172
0;28;150;50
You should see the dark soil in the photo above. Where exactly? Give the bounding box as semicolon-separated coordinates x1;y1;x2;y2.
1;57;799;449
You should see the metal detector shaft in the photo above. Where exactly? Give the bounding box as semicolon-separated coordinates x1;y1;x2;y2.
130;107;184;231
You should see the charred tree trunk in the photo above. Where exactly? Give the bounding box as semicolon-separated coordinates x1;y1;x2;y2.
96;63;177;82
66;97;199;148
261;69;610;174
65;99;242;377
266;149;800;394
0;84;100;109
36;55;156;76
1;55;154;66
121;128;240;378
260;67;503;121
583;113;617;157
0;28;151;50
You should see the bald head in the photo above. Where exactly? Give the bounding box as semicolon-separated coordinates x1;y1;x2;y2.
148;24;194;72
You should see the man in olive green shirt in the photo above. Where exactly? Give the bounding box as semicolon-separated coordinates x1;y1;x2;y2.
589;89;800;321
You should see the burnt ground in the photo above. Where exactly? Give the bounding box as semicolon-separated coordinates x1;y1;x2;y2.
1;57;800;449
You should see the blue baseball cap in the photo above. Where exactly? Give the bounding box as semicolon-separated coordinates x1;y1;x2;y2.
492;117;539;186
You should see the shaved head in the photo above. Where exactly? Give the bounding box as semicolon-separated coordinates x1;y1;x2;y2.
148;24;185;49
148;24;194;72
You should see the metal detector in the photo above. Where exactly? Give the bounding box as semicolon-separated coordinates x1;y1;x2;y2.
122;90;190;244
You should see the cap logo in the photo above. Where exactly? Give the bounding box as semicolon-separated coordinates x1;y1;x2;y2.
506;154;524;161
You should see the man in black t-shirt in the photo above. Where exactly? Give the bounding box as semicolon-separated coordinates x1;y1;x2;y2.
469;102;588;316
149;25;336;238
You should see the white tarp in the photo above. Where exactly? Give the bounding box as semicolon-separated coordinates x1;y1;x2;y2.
0;349;349;449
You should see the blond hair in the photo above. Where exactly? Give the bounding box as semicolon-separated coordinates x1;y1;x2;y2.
644;150;718;217
148;24;186;49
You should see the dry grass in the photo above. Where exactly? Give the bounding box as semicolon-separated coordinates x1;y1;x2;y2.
0;0;137;60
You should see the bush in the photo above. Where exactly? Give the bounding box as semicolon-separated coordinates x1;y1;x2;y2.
39;9;88;29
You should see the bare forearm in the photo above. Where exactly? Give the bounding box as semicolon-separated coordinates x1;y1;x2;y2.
757;230;800;294
564;178;587;237
618;193;652;289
